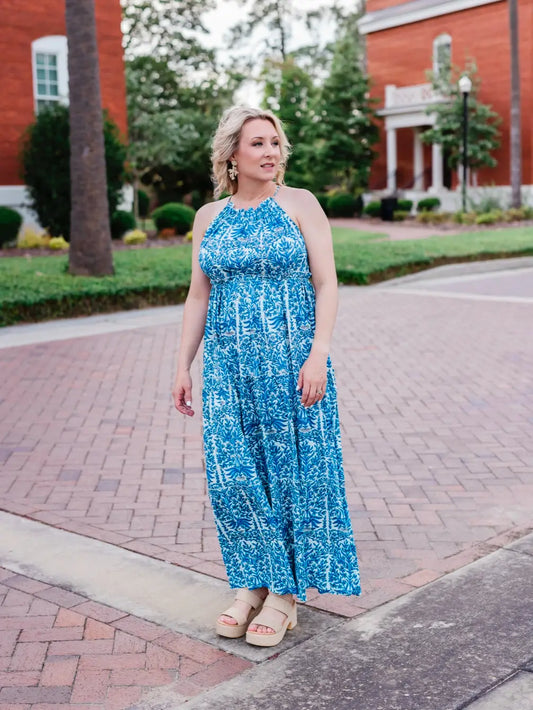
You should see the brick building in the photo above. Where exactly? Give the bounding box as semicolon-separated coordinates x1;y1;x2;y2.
359;0;533;206
0;0;127;218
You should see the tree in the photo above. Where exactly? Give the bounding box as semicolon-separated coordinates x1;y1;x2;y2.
21;105;126;240
65;0;114;276
125;55;240;208
121;0;215;68
421;61;502;178
307;15;379;192
262;57;317;188
509;0;521;207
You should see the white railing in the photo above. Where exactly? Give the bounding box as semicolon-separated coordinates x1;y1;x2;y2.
385;83;438;108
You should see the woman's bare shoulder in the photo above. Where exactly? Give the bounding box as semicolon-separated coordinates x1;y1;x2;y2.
194;198;230;233
276;186;322;223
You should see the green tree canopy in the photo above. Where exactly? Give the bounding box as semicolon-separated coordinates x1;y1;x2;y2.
262;57;317;188
306;14;379;192
421;61;502;172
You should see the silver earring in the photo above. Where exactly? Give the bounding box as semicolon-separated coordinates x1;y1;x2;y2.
228;159;238;181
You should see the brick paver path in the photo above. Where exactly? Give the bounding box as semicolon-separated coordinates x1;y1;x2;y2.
1;277;532;634
0;567;250;709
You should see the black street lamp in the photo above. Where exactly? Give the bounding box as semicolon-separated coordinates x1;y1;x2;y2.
458;74;472;212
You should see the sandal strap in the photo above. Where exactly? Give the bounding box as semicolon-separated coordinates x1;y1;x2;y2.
234;588;265;610
262;593;295;617
221;602;250;626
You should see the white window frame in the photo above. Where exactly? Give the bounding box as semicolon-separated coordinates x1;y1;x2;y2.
433;33;452;75
31;35;69;113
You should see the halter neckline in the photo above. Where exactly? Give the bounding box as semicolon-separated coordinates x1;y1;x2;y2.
228;184;280;212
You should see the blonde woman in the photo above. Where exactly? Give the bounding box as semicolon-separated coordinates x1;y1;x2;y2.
172;106;360;648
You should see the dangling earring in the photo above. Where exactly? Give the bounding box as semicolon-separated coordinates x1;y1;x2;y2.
228;159;238;181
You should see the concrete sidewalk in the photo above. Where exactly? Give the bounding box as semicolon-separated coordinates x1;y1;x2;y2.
1;257;532;707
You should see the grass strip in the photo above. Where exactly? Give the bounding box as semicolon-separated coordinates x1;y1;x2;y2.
1;226;532;326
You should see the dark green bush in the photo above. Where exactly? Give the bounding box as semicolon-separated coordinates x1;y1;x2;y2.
328;193;358;218
397;199;413;212
152;202;196;235
417;197;441;213
363;201;381;218
190;190;204;211
21;104;127;239
111;210;136;240
315;193;330;215
0;207;23;247
138;189;150;218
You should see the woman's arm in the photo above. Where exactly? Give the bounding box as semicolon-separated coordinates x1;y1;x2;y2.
293;190;339;408
172;204;215;416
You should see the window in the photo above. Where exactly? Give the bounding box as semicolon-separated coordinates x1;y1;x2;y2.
32;36;68;113
433;34;451;76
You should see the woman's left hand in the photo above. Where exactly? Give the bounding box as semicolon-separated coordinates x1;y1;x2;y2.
297;352;328;407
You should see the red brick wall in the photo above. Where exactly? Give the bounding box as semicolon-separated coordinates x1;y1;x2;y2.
366;0;533;188
367;0;405;11
0;0;127;186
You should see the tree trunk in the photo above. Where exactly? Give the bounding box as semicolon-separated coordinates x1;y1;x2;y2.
66;0;114;275
509;0;521;208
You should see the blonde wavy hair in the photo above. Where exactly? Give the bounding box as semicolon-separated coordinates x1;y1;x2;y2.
211;106;291;198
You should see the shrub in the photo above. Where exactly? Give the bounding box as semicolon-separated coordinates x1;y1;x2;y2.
363;200;381;218
469;192;504;215
397;199;413;213
18;226;49;249
48;236;69;250
111;210;136;240
475;210;503;225
315;193;330;216
416;212;451;225
151;202;196;235
123;229;147;245
21;103;127;240
0;207;23;246
417;197;441;213
328;193;359;218
138;189;150;218
503;206;533;222
189;190;204;211
393;210;410;221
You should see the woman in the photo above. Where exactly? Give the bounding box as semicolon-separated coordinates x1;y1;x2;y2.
172;106;360;648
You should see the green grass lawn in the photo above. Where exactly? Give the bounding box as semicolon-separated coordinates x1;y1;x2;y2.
1;225;532;326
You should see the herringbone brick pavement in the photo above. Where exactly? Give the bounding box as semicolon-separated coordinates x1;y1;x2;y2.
0;567;250;708
0;287;532;621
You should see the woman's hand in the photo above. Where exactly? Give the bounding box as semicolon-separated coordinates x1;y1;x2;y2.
297;351;327;408
172;370;195;417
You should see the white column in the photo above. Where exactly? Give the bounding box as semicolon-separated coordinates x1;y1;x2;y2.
431;142;443;191
413;129;424;190
386;128;397;193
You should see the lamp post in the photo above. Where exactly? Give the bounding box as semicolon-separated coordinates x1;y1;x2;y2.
458;74;472;212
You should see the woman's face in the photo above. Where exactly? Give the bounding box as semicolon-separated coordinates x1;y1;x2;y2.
232;118;281;183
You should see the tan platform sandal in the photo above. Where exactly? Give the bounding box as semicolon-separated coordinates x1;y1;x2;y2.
216;588;266;639
245;592;297;647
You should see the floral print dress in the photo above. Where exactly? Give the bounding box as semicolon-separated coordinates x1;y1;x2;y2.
198;190;360;601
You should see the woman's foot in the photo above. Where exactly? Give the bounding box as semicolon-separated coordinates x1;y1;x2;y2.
246;592;297;647
247;593;293;634
216;588;268;638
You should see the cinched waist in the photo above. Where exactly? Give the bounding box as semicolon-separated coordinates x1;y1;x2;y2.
210;273;311;285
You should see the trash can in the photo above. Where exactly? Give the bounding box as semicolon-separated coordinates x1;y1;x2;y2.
380;196;398;222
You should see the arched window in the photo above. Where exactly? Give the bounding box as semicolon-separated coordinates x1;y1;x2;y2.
433;33;451;76
31;36;68;113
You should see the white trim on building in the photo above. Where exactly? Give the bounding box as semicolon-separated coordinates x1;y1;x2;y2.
31;35;69;112
358;0;504;35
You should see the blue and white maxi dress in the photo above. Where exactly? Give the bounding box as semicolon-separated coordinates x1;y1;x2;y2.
198;192;360;601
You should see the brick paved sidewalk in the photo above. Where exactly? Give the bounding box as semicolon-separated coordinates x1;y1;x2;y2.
2;286;532;616
1;277;533;703
0;566;250;709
